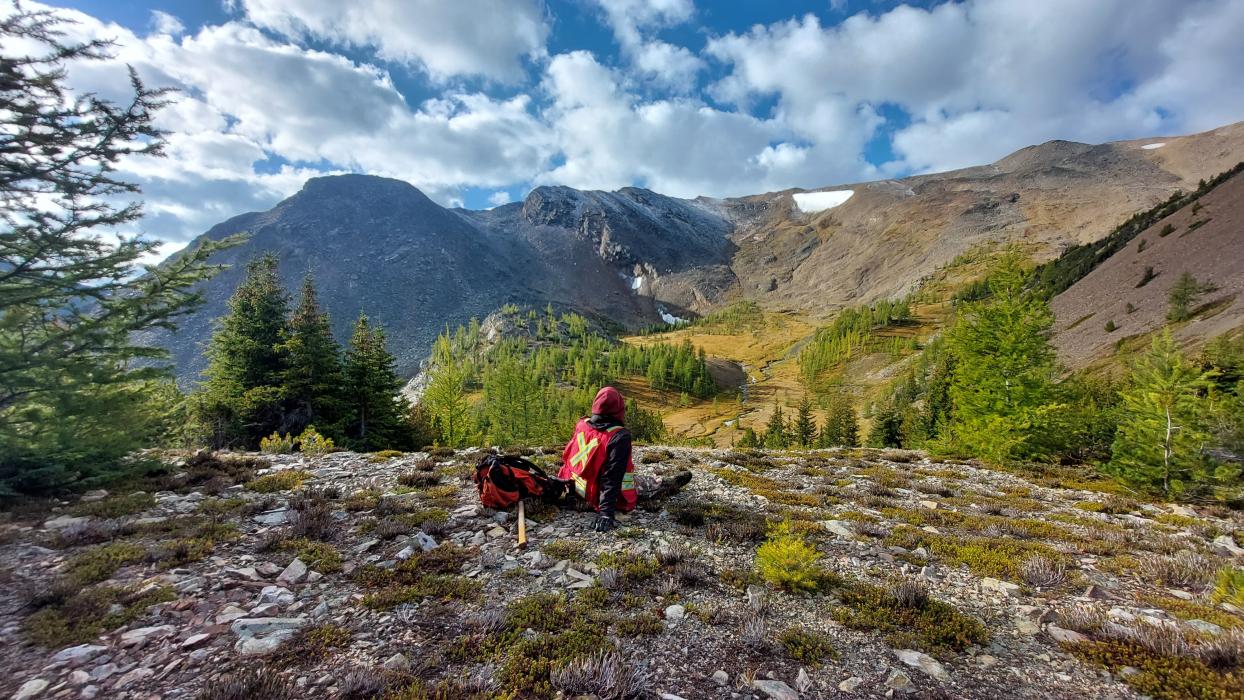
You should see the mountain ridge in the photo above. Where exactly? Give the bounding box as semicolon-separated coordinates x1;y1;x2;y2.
157;121;1244;384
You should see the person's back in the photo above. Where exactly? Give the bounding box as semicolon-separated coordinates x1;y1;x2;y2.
559;386;635;531
559;386;692;532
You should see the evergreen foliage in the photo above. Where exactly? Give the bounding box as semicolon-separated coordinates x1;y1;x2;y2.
279;276;345;437
799;299;914;389
792;396;817;447
818;396;860;448
1108;332;1217;497
343;315;410;451
1167;272;1215;322
939;251;1059;462
763;404;789;449
0;10;236;494
196;256;290;448
419;307;707;446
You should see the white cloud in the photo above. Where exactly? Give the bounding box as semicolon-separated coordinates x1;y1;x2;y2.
238;0;549;82
487;190;513;207
593;0;704;91
707;0;1244;174
149;10;184;36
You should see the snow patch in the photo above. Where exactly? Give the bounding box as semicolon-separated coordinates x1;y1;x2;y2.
793;189;854;213
631;275;644;291
1141;142;1166;150
658;307;687;326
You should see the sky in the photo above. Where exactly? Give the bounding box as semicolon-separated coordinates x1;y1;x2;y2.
11;0;1244;257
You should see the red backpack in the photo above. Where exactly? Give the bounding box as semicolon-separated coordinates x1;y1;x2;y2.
472;454;571;510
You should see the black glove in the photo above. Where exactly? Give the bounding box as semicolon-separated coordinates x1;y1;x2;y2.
591;515;618;533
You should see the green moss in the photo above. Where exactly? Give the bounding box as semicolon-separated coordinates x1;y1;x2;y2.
369;450;405;462
1213;567;1244;608
64;541;146;584
196;497;248;517
278;538;343;573
596;551;659;585
614;612;663;637
245;470;311;493
71;492;156;519
779;627;838;665
147;537;214;568
1067;639;1244;700
831;581;987;657
362;575;482;608
23;585;175;648
885;526;1065;581
498;626;607;698
1140;593;1244;630
273;623;351;665
343;489;382;511
542;540;587;561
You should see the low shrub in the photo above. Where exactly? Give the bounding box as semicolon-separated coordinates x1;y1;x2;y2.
71;492;156;519
754;521;823;593
1214;567;1244;608
296;426;335;455
260;432;296;454
832;581;988;657
24;585;174;648
246;470;311;493
779;627;837;665
64;541;146;584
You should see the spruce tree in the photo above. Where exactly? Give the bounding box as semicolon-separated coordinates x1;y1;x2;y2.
343;314;408;451
279;275;344;438
819;396;860;447
793;396;817;447
0;10;235;493
1108;331;1216;497
197;255;289;448
764;404;789;449
867;402;903;448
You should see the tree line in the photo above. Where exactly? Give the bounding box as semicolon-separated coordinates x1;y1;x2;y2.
190;256;413;452
420;307;713;448
856;249;1244;500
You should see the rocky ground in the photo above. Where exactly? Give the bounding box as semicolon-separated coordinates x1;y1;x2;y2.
2;447;1243;700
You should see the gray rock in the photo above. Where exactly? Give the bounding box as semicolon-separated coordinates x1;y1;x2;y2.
257;585;296;607
839;676;864;692
80;490;109;503
822;520;854;537
664;604;685;622
43;515;90;530
1213;535;1244;557
120;624;176;647
215;605;248;624
231;617;307;637
415;532;439;552
981;577;1021;597
712;670;730;685
13;679;49;700
277;558;308;585
1047;625;1088;644
396;545;416;561
382;653;410;670
1187;619;1224;636
885;669;915;693
895;649;949;681
753;679;799;700
51;644;108;667
67;670;90;686
181;633;213;649
253;509;290;525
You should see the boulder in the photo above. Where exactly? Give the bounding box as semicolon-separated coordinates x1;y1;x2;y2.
277;558;307;585
257;585;295;607
43;515;90;530
895;649;949;681
13;679;49;700
51;644;107;667
753;679;799;700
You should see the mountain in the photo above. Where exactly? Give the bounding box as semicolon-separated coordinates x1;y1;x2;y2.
158;121;1244;384
1051;164;1244;368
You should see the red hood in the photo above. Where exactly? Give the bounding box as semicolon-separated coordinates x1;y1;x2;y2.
591;386;625;422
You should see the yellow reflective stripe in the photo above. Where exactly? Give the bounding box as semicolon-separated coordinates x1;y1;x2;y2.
606;425;623;433
621;472;635;492
572;474;587;497
569;431;599;470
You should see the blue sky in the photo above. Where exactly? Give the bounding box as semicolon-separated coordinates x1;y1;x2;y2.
18;0;1244;249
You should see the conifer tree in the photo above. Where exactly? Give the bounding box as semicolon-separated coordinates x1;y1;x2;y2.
0;10;235;492
1109;332;1216;497
1167;272;1214;322
343;314;408;451
867;402;903;448
279;276;344;438
737;427;761;449
197;255;289;448
819;396;860;447
423;358;473;448
793;396;817;447
764;404;789;449
943;251;1057;462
